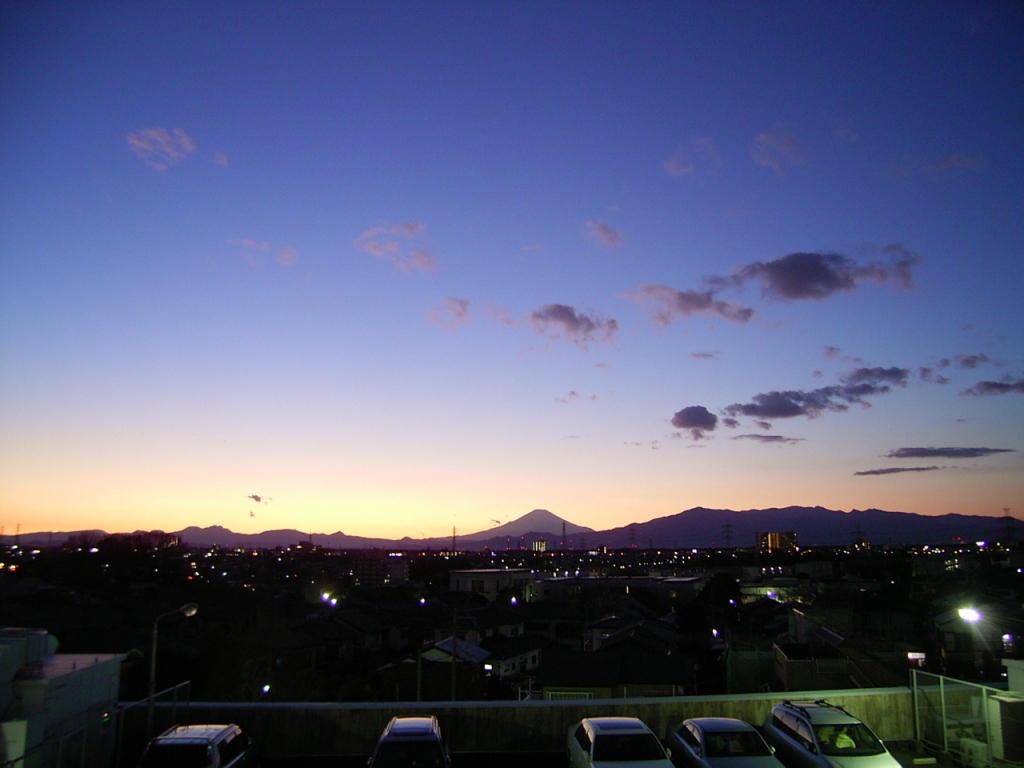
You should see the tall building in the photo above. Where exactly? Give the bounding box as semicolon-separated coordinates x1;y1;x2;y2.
757;531;798;553
351;550;409;588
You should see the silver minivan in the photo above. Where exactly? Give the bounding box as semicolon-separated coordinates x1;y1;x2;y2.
762;701;901;768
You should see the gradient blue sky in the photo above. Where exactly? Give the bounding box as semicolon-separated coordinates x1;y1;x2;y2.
2;2;1022;539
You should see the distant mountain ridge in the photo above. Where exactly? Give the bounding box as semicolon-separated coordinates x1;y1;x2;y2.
13;506;1022;550
465;509;593;539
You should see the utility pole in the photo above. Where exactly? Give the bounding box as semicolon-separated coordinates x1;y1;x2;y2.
451;602;457;701
415;641;422;702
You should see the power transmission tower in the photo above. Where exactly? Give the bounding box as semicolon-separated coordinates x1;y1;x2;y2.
1001;508;1016;545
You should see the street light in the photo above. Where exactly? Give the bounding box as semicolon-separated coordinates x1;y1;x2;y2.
958;607;982;623
147;603;199;736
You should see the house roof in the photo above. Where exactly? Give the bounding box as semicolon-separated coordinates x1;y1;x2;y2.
479;634;546;660
536;647;694;688
427;636;492;664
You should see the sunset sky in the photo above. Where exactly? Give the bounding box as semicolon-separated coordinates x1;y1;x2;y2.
2;2;1022;540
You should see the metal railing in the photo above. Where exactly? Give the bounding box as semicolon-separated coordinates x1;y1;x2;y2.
113;681;192;768
911;669;1024;767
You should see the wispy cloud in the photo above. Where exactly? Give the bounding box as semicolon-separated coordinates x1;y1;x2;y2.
127;127;196;170
228;239;295;267
353;221;437;273
626;285;753;325
227;239;270;251
831;118;858;142
671;405;718;440
722;366;910;427
886;447;1015;459
961;378;1024;396
823;346;864;363
855;466;940;476
663;137;722;181
428;297;471;330
485;303;518;328
629;247;919;328
555;391;598;405
214;152;228;167
750;129;805;174
691;351;720;360
733;434;803;445
918;367;950;384
706;249;920;301
938;353;991;370
529;304;618;350
585;221;623;247
406;250;438;272
921;153;987;181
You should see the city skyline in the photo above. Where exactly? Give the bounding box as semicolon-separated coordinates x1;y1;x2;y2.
2;2;1022;540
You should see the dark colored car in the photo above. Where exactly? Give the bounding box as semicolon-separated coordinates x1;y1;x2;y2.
666;717;784;768
139;724;249;768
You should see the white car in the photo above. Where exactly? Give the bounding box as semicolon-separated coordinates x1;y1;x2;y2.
762;701;901;768
568;716;674;768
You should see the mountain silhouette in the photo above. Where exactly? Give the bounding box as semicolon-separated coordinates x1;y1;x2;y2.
467;509;593;539
13;506;1023;550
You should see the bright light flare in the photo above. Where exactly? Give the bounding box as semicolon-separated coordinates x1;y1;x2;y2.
958;607;981;623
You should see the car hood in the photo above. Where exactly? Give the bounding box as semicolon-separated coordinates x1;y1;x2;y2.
825;754;902;768
591;760;674;768
709;757;785;768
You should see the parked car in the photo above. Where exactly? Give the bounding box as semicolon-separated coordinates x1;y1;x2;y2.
138;724;249;768
567;716;674;768
666;717;784;768
367;716;452;768
761;701;901;768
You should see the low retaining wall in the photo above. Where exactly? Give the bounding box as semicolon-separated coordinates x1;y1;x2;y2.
129;687;913;758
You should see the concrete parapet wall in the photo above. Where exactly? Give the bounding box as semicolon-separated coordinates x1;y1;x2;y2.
133;687;913;757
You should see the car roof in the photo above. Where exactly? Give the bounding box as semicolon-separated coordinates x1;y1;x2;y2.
776;702;859;725
384;716;441;739
686;717;759;733
585;717;651;733
155;724;240;743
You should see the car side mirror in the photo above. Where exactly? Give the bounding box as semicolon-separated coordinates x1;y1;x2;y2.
665;747;672;758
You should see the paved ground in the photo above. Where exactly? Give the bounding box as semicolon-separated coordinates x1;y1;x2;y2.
263;741;945;768
263;753;567;768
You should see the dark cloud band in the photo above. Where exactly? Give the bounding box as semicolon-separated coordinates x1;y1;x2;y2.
886;447;1014;459
855;466;940;476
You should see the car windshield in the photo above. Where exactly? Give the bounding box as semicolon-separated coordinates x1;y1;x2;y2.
139;744;210;768
704;730;773;758
371;740;447;768
592;733;666;762
814;724;885;756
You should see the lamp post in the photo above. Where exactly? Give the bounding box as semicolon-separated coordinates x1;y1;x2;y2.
147;603;198;736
